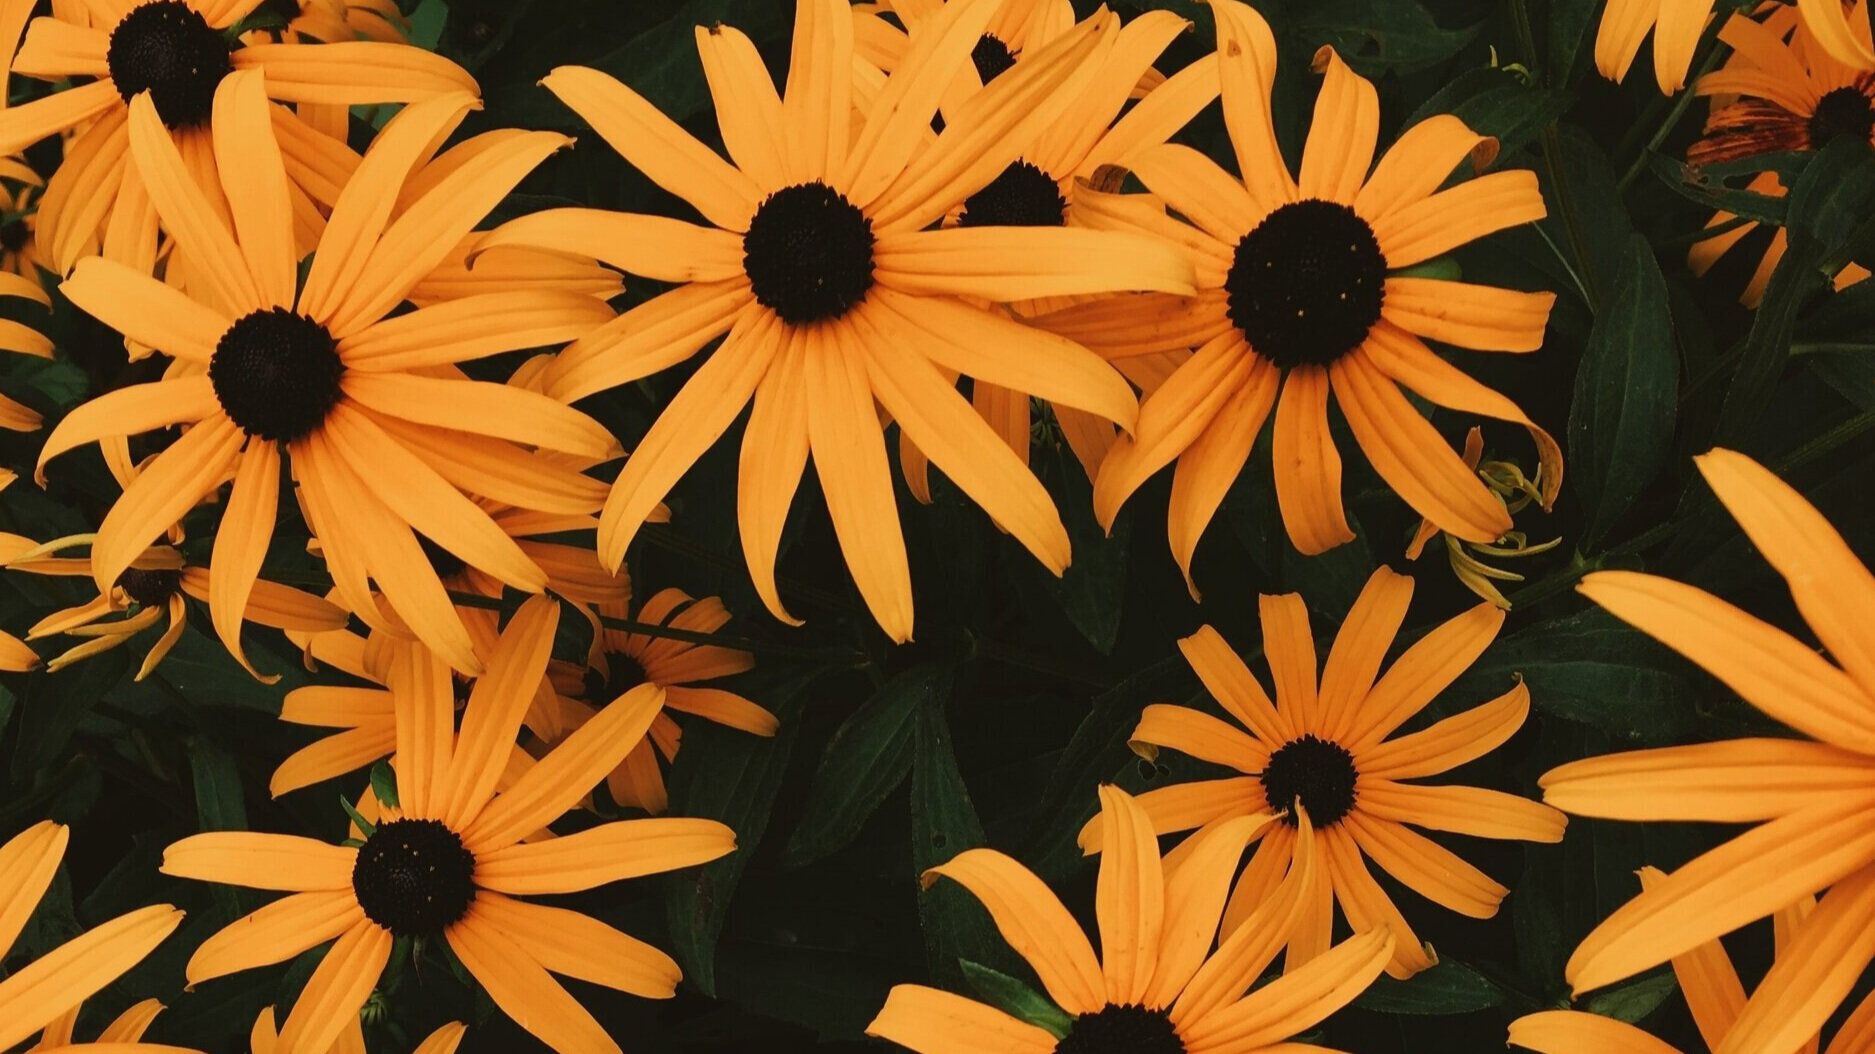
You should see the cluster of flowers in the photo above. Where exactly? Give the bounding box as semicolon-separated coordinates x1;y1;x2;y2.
0;0;1864;1051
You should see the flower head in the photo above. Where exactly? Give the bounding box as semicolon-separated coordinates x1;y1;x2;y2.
165;596;738;1054
868;784;1394;1054
1046;0;1559;591
1083;566;1564;979
478;0;1199;642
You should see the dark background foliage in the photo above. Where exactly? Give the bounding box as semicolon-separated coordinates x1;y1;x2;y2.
1;0;1874;1050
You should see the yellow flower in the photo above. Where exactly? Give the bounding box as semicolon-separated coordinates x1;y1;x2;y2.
38;75;616;677
165;596;738;1054
477;0;1198;642
1509;869;1875;1054
248;1006;466;1054
1047;0;1558;591
868;785;1393;1053
1595;0;1713;93
0;820;185;1051
538;586;772;814
1685;6;1870;306
1542;449;1875;1054
261;0;411;46
1;531;345;680
1083;566;1564;979
0;0;475;276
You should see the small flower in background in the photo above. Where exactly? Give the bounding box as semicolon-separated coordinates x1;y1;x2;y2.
1684;5;1872;306
0;532;344;680
0;820;186;1052
477;0;1198;643
1405;426;1561;609
1797;0;1875;68
1055;0;1559;592
165;596;736;1054
0;157;44;287
1509;867;1875;1054
539;586;771;814
869;784;1394;1054
1084;566;1565;979
0;263;51;451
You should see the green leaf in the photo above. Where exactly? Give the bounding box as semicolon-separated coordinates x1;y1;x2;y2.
783;663;950;868
666;670;814;996
189;737;247;832
338;794;376;839
1291;0;1481;76
1353;958;1505;1015
1644;154;1788;226
959;960;1073;1038
1405;68;1573;160
1716;138;1875;446
911;690;1010;983
369;760;401;812
1568;235;1679;547
1450;608;1705;743
1038;443;1128;653
1584;970;1678;1023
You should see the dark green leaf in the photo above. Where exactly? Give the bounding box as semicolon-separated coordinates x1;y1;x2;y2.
188;738;247;832
1354;958;1505;1015
1568;236;1679;547
1716;138;1875;446
1584;970;1678;1023
910;690;1010;983
1405;68;1572;160
1645;154;1788;226
666;670;814;996
783;663;949;868
1290;0;1480;76
370;760;401;812
959;960;1073;1038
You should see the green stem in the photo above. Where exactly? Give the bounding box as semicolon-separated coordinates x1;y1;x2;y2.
1616;41;1729;193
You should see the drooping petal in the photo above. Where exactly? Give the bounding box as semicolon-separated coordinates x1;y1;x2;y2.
276;922;393;1054
445;913;620;1054
468;892;682;998
474;817;735;894
161;832;357;891
866;985;1058;1054
186;891;362;985
924;849;1106;1016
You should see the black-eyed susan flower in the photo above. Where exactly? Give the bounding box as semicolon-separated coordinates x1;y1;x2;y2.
0;0;474;277
1;531;345;680
32;995;173;1051
0;157;45;286
1051;0;1558;589
0;820;186;1051
1404;427;1560;610
1542;449;1875;1054
539;586;771;814
248;1005;465;1054
1509;868;1875;1054
39;76;616;676
477;0;1197;642
165;596;737;1054
1083;566;1564;978
1684;7;1871;305
869;784;1394;1053
1594;0;1713;93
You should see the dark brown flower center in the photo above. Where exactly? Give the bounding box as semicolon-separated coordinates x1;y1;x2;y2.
1261;733;1358;827
107;1;232;129
972;34;1017;82
0;218;29;253
1226;199;1386;369
1808;86;1875;149
743;182;875;324
351;818;476;938
1054;1005;1185;1054
117;567;181;606
209;307;343;443
959;161;1065;227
